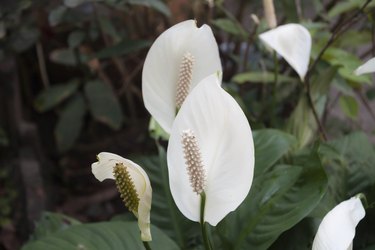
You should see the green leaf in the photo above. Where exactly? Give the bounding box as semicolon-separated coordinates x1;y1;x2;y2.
32;212;81;240
327;132;375;195
55;94;86;153
84;80;124;130
48;6;68;26
49;48;77;66
127;0;171;16
68;30;85;48
253;129;297;175
22;221;179;250
94;39;151;59
218;148;327;250
212;18;248;38
134;144;198;249
232;72;296;84
339;95;359;119
34;80;80;112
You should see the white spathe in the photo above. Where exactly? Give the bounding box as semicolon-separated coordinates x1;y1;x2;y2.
142;19;222;134
92;152;152;241
312;197;365;250
167;73;254;226
259;23;311;80
355;57;375;75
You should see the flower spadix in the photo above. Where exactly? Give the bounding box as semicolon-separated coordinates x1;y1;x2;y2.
142;19;222;134
312;196;365;250
91;152;152;241
355;57;375;75
259;23;311;80
167;74;254;226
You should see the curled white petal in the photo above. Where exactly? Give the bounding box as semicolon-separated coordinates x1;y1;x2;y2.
91;152;152;241
355;57;375;75
167;73;254;226
259;23;311;80
312;197;365;250
142;19;222;134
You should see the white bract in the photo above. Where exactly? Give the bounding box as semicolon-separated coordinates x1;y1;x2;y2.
355;57;375;75
259;23;312;80
91;152;152;241
312;197;365;250
167;73;254;226
142;19;222;134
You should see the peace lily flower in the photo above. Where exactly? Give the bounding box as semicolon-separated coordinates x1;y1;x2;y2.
91;152;152;242
142;19;222;134
259;23;312;80
167;73;254;226
312;196;365;250
355;57;375;75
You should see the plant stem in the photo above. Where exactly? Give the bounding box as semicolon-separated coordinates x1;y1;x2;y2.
302;79;328;141
200;192;212;250
143;241;152;250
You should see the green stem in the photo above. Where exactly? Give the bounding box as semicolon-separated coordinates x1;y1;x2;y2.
200;192;212;250
272;51;279;122
143;241;152;250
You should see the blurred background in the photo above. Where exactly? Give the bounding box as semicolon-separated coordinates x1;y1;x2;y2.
0;0;374;249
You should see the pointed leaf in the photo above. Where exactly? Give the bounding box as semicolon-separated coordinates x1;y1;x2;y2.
55;94;86;153
84;80;124;130
34;79;79;112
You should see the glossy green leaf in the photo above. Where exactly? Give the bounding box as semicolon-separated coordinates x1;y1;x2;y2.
232;71;296;84
328;0;375;17
253;129;297;175
22;221;179;250
84;80;124;130
127;0;171;16
328;132;375;195
55;94;86;152
34;79;80;112
212;18;248;38
218;148;327;250
94;39;151;59
339;95;358;119
32;212;81;240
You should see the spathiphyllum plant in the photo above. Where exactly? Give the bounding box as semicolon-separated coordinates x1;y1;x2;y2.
142;19;222;134
312;196;365;250
91;153;152;245
167;73;254;248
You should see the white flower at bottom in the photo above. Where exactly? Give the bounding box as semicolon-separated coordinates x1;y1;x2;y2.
91;152;152;241
312;197;365;250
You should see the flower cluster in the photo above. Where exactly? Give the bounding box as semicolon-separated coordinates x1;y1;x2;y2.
90;16;368;247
